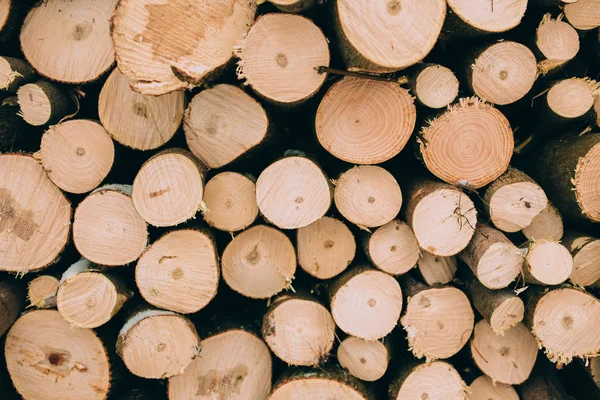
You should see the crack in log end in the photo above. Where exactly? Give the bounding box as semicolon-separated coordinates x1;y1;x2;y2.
149;186;171;198
196;365;248;397
159;255;177;264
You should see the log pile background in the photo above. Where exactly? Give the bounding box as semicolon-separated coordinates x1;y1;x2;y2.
1;0;600;399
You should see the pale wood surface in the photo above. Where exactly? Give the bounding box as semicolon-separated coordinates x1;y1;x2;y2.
337;336;389;382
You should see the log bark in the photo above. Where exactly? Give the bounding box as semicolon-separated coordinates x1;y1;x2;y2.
444;0;527;37
0;154;71;273
364;220;420;276
334;165;402;229
534;14;580;75
416;252;457;285
564;0;600;31
404;179;476;256
16;80;76;126
418;97;513;188
136;229;219;314
315;77;416;164
116;308;201;379
522;240;573;285
236;13;329;105
262;293;335;366
468;375;519;400
388;360;467;400
408;63;459;109
184;84;270;168
73;184;148;266
98;68;184;151
257;154;331;229
112;0;256;95
296;216;356;280
132;148;207;227
329;266;402;340
5;309;111;400
519;358;575;400
0;57;35;92
458;224;523;289
0;96;28;152
527;131;600;223
332;0;446;72
27;275;59;309
20;0;118;83
522;203;564;242
0;280;23;337
562;231;600;287
221;225;296;299
337;335;391;382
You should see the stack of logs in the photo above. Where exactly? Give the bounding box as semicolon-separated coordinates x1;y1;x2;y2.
1;0;600;399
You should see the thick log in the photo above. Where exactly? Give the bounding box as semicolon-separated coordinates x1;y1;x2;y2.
408;63;459;109
364;220;420;276
564;0;600;31
444;0;527;36
468;375;519;400
388;360;467;400
16;80;76;126
522;240;573;285
417;252;457;285
562;231;600;287
27;275;59;309
337;335;391;382
522;203;564;241
535;14;580;74
0;57;35;92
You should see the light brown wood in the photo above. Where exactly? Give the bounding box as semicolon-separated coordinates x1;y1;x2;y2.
184;84;269;168
269;0;316;12
526;287;600;364
401;284;474;360
117;308;201;379
296;216;355;280
112;0;256;95
0;280;23;336
389;361;467;400
522;203;563;242
459;225;523;289
536;14;580;74
256;156;331;229
221;225;296;299
483;168;548;233
467;375;519;400
471;42;537;105
16;81;75;126
564;0;600;30
419;98;513;188
57;259;132;329
136;229;219;314
0;56;35;92
547;78;598;118
337;336;389;382
563;232;600;286
168;329;272;400
20;0;118;83
447;0;527;33
270;369;370;400
334;0;446;72
37;120;115;194
523;240;573;285
263;294;335;366
5;309;110;400
0;1;10;33
132;149;206;227
595;94;600;127
334;165;402;228
0;154;71;273
413;64;459;109
366;220;420;276
27;275;59;309
236;13;329;105
470;321;538;385
202;172;258;232
330;267;402;340
73;184;148;266
404;180;477;256
98;68;184;150
589;356;600;391
417;252;457;285
315;77;416;164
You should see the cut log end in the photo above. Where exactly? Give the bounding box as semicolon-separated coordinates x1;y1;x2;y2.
112;0;256;95
237;13;329;104
331;269;402;340
337;336;389;382
335;0;446;71
367;220;420;275
547;78;597;119
420;98;513;188
132;149;205;227
401;287;474;360
315;77;416;164
574;141;600;221
415;65;459;109
263;296;335;366
522;203;563;242
417;252;457;285
390;361;467;400
271;373;368;400
595;94;600;127
334;165;402;228
168;329;272;400
73;186;148;266
297;216;355;280
17;82;54;126
118;310;200;379
39;120;115;194
525;240;573;285
468;375;519;400
490;296;525;335
202;172;258;232
471;321;538;385
27;275;59;309
136;229;219;314
564;0;600;31
256;156;331;229
0;154;71;273
536;14;580;73
568;235;600;286
98;68;184;150
5;310;110;400
448;0;527;33
222;225;296;299
0;2;9;32
184;84;269;168
0;56;35;92
471;42;537;105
